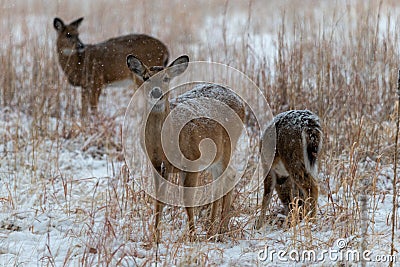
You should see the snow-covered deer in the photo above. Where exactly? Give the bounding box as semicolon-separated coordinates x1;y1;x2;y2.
255;110;322;229
126;54;245;242
53;17;169;117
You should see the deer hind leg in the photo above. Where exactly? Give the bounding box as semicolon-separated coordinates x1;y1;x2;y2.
304;172;319;217
183;172;199;240
220;190;232;234
275;175;293;216
219;164;237;236
208;164;221;238
154;200;164;243
292;172;319;220
255;170;277;229
81;88;90;118
207;161;234;239
207;191;232;241
209;197;220;239
89;87;102;114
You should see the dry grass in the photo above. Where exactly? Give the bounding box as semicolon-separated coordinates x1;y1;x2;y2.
0;0;399;266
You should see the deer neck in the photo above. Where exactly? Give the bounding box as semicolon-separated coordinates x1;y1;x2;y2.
56;44;86;86
145;96;171;167
148;96;170;131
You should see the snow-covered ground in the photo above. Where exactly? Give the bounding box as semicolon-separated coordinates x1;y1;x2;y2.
0;0;399;266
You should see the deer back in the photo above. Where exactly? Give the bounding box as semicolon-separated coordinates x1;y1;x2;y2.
171;84;245;163
262;110;322;178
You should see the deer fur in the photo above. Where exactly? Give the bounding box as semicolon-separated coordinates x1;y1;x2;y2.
53;17;169;117
126;54;245;242
255;110;322;229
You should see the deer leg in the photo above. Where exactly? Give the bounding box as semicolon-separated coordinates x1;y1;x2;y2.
218;164;236;236
304;173;319;217
207;161;231;239
209;197;221;238
255;171;276;229
275;175;293;216
183;172;199;240
81;87;90;118
154;200;164;243
208;171;220;238
292;172;319;220
220;190;232;234
89;86;101;115
153;168;166;243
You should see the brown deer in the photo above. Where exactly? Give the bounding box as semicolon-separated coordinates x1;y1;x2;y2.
53;17;169;117
126;54;245;242
255;110;322;229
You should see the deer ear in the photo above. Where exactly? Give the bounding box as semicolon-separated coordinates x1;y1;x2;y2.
167;55;189;78
127;55;147;80
53;17;65;32
70;17;84;28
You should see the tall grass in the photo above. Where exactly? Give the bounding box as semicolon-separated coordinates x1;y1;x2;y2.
0;0;399;265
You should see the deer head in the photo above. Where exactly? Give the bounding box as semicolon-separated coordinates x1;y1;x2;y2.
54;17;85;56
126;54;189;110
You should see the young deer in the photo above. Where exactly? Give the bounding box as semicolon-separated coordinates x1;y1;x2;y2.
126;55;245;242
255;110;322;229
53;17;169;117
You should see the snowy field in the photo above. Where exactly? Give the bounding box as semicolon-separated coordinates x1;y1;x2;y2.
0;0;400;266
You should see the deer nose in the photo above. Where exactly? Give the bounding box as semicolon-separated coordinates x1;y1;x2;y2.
151;87;163;99
77;40;85;51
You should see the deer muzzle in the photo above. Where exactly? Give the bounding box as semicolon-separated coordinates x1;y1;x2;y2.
151;87;163;99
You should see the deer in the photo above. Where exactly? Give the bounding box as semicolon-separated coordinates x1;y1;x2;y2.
53;17;169;117
126;54;245;242
255;110;323;229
